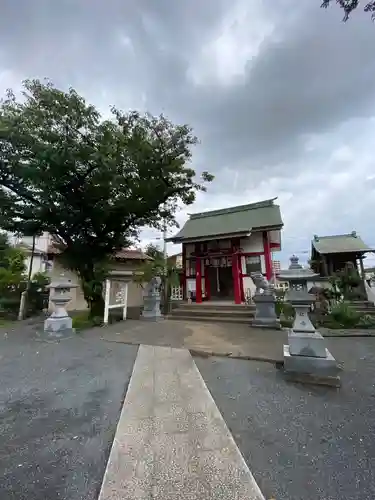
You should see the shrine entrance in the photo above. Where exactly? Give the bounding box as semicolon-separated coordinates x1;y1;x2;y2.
206;264;234;300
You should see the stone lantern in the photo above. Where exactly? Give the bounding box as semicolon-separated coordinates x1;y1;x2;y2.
278;255;318;333
43;275;78;337
278;256;339;384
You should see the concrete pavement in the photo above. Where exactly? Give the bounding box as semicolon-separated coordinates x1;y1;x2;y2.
100;318;288;362
0;328;138;500
99;345;265;500
195;336;375;500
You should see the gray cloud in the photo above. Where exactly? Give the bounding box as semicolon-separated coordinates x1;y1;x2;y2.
1;0;375;264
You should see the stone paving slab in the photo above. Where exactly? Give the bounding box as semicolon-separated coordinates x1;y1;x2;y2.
98;345;265;500
100;319;287;362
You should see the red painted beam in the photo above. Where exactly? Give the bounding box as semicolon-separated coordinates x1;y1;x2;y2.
262;231;273;281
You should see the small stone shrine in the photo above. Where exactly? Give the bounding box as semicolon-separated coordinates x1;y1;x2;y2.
141;276;163;321
43;275;78;338
278;256;339;385
250;271;280;329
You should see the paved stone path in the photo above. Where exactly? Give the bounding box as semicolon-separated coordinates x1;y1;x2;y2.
101;319;287;361
98;345;265;500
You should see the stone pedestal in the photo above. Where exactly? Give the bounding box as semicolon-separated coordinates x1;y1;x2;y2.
141;277;164;321
251;293;280;329
44;310;74;337
288;330;327;357
141;292;163;321
292;304;316;333
283;345;338;376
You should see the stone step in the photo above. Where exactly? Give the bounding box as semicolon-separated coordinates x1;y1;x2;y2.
167;314;251;324
171;308;254;319
177;304;255;312
347;305;375;311
349;300;372;304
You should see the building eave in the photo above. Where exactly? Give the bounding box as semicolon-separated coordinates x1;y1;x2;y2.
166;224;283;244
165;230;252;244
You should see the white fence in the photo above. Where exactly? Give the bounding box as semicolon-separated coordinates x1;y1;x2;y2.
365;280;375;306
170;286;183;301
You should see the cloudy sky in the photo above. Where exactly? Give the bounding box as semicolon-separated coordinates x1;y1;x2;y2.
1;0;375;266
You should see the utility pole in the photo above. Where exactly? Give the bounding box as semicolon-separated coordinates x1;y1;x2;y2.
162;222;169;314
18;233;36;320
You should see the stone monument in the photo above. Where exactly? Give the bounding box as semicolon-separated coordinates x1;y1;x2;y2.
278;256;339;385
141;276;163;321
250;271;280;329
43;275;78;338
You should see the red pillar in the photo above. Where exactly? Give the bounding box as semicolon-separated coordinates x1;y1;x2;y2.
204;260;211;301
232;254;241;304
182;244;187;300
263;231;272;281
239;256;245;302
196;257;202;303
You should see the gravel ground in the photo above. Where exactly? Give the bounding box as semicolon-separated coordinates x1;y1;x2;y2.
195;337;375;500
0;327;138;500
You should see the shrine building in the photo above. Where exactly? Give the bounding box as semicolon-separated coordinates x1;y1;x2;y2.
166;198;283;304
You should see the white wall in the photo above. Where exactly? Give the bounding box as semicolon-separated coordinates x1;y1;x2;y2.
21;232;51;253
185;277;206;297
306;279;332;291
240;233;264;253
25;254;48;277
269;229;281;247
240;254;265;275
242;276;256;298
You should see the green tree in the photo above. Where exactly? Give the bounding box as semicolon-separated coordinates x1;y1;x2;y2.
144;243;164;261
0;233;26;315
0;79;213;317
321;0;375;21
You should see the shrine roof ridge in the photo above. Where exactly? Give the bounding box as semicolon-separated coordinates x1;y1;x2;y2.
189;198;278;220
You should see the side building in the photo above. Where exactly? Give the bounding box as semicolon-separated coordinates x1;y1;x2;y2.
166;198;283;304
310;232;374;279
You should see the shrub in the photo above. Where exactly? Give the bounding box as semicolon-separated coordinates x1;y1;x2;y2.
25;272;51;316
275;300;295;319
357;314;375;329
72;311;103;330
329;302;361;328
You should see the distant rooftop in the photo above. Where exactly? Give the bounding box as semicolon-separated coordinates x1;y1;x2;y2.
312;232;374;254
166;198;283;243
47;243;152;261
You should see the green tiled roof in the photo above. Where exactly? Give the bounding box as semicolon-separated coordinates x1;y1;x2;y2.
166;198;283;242
312;232;373;254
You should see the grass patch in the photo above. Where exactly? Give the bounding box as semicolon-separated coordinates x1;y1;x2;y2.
0;318;12;328
72;312;103;332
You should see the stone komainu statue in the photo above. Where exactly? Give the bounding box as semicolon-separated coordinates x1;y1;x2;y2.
251;271;271;294
145;276;162;295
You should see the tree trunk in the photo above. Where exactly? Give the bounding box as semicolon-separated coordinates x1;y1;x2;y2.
78;265;105;319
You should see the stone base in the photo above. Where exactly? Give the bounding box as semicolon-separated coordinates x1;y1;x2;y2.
288;330;327;357
141;312;164;321
283;371;341;388
43;316;75;338
251;318;281;329
283;344;339;376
